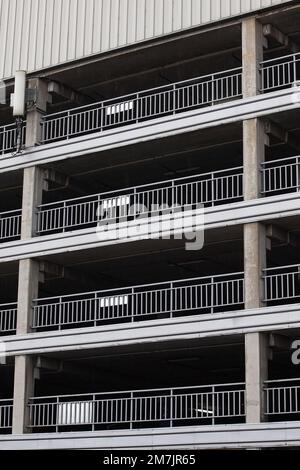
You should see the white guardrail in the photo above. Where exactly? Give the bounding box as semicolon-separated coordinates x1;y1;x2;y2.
28;382;246;431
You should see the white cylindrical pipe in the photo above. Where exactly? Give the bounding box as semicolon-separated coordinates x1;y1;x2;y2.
13;70;26;116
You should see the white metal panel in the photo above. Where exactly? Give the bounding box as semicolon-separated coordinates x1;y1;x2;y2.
57;402;94;425
0;0;294;80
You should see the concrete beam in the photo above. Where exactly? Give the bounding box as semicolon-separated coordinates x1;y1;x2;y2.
44;168;69;188
265;120;300;152
263;24;298;53
39;261;65;280
3;303;300;358
48;81;87;106
44;168;94;196
269;333;292;351
4;421;300;450
35;357;97;382
35;357;63;372
39;260;97;287
267;224;300;248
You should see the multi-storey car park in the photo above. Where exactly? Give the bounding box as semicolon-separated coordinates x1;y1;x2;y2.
0;0;300;450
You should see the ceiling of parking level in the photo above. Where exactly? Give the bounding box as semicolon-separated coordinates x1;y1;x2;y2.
35;337;245;396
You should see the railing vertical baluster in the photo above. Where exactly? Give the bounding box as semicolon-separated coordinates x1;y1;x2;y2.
130;392;133;430
136;95;139;124
212;386;215;425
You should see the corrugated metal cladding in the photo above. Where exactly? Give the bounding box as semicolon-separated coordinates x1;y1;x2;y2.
0;0;294;80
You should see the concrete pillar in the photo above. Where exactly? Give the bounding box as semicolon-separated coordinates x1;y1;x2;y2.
25;78;49;147
13;79;49;434
242;17;269;424
243;119;266;201
12;356;35;434
242;17;264;98
16;259;41;336
244;223;266;310
245;333;269;423
21;166;46;239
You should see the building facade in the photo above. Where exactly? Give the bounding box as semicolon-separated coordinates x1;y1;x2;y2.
0;0;300;449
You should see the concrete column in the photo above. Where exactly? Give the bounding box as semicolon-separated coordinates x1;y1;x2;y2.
244;223;266;310
242;17;264;98
245;333;269;423
13;79;49;434
242;17;269;424
25;78;49;147
12;356;35;434
21;166;46;239
243;117;266;312
243;118;265;201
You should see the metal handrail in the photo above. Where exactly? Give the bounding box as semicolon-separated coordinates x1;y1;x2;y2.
265;378;300;385
0;209;22;241
44;66;243;120
41;66;242;143
0;399;13;430
264;378;300;416
38;166;243;209
35;155;300;235
0;52;298;154
36;166;243;234
260;52;300;92
28;381;246;430
263;265;300;303
263;264;300;273
35;271;244;302
0;303;17;334
261;156;300;195
0;121;26;156
32;271;244;330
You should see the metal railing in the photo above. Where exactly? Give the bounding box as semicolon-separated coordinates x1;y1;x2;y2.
263;265;300;303
262;156;300;195
265;379;300;416
28;382;245;431
41;67;242;143
0;303;17;335
261;52;300;92
0;209;21;241
0;53;298;154
36;156;300;236
36;167;243;234
32;272;244;331
0;122;26;156
0;400;13;430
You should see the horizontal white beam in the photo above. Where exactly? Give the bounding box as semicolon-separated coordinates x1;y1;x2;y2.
0;191;299;263
1;421;300;450
2;303;300;357
0;87;299;174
